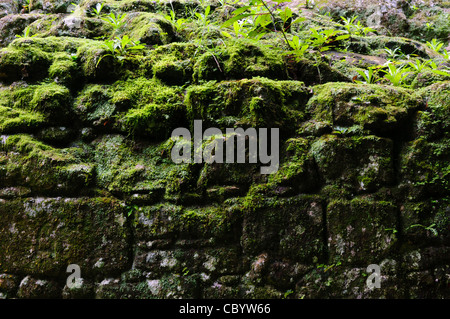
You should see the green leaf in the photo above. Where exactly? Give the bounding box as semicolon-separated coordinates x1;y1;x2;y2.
221;13;253;28
232;5;252;16
221;30;233;38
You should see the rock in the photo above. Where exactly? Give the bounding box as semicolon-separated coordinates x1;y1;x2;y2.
17;276;60;298
0;14;44;48
0;0;19;19
0;197;131;278
327;198;398;265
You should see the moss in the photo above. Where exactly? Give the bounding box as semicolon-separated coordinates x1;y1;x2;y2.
0;106;46;133
5;82;72;124
260;137;320;194
76;39;119;81
0;46;50;83
327;198;398;265
74;84;115;127
107;77;186;137
307;82;422;135
149;42;199;85
133;202;240;241
1;134;73;162
110;77;182;108
241;194;325;263
185;77;309;134
123;12;175;45
413;81;450;138
11;36;88;54
309;134;394;192
410;70;450;89
399;137;450;198
0;197;130;277
48;52;79;87
92;134;187;195
29;82;72;122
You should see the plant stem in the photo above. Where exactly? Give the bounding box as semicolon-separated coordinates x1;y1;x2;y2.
259;0;293;50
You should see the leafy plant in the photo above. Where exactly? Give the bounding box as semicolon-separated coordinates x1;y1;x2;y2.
102;12;127;31
126;204;138;217
355;66;378;84
382;62;411;87
164;9;188;31
287;35;309;60
339;15;375;36
15;26;37;38
221;20;251;38
383;47;405;60
194;5;211;27
307;27;349;52
283;289;294;299
426;38;444;53
92;2;105;17
316;261;342;272
97;35;145;66
408;58;431;73
221;0;305;50
21;0;32;13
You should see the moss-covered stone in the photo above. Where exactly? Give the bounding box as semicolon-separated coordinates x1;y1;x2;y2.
309;134;394;193
399;137;450;199
185;77;310;134
0;45;50;83
16;276;61;299
133;202;241;242
0;13;45;47
124;12;175;45
1;134;94;195
306;82;422;136
0;105;46;133
0;197;130;278
241;194;325;264
327;198;398;266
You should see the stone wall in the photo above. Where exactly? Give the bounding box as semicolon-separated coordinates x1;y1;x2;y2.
0;0;449;298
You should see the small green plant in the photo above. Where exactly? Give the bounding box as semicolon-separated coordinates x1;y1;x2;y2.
385;227;398;235
426;38;444;53
92;2;105;17
15;26;37;38
102;12;127;31
316;261;342;272
97;35;145;66
307;27;349;52
182;267;190;276
283;289;294;299
383;47;405;60
382;62;411;87
407;223;439;236
221;19;251;38
221;0;306;50
340;15;375;36
22;0;32;13
305;0;315;9
164;9;188;31
355;66;378;84
69;2;79;13
408;58;431;73
126;204;138;217
287;35;309;60
194;5;211;27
